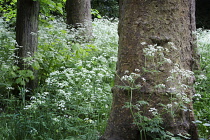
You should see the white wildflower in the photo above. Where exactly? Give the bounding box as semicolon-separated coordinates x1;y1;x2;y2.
141;42;147;45
203;123;210;127
52;118;60;122
142;77;146;82
168;42;177;50
197;74;207;80
30;96;36;100
164;58;172;64
6;87;14;90
157;46;164;51
166;104;172;108
193;93;201;98
135;68;140;72
124;70;129;74
168;87;177;93
143;44;157;57
192;120;202;124
155;84;166;89
149;107;158;115
130;72;140;78
182;97;190;103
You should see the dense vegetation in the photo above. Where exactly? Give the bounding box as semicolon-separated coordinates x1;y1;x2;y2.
0;1;209;139
0;15;210;139
0;16;118;139
194;29;210;139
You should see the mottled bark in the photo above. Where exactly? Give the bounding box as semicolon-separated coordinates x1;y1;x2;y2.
15;0;39;93
101;0;198;140
66;0;92;38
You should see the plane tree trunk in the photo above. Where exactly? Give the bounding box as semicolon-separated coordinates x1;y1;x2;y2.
101;0;198;140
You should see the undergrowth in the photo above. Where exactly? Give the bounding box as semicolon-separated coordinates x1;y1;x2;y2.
0;16;118;140
193;29;210;140
0;16;210;139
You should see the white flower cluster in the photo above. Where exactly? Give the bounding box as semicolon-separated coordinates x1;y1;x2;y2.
143;44;159;57
57;100;66;110
168;42;177;50
23;18;118;121
197;74;207;80
193;93;202;101
142;42;174;67
84;118;95;124
169;64;194;84
155;84;166;89
149;107;158;116
121;72;141;82
142;42;175;58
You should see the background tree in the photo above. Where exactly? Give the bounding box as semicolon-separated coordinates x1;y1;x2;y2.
15;0;39;94
65;0;92;38
101;0;198;139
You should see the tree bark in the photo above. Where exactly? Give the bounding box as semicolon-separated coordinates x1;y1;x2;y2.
15;0;39;93
101;0;198;140
66;0;92;38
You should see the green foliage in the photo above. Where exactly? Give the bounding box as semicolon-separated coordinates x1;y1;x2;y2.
15;70;34;86
0;0;65;26
91;0;119;19
0;0;17;23
91;9;102;19
0;16;118;139
124;101;181;140
0;18;16;93
134;110;169;140
193;29;210;139
39;0;65;16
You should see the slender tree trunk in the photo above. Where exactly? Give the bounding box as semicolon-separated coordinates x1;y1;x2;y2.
101;0;198;140
15;0;39;94
191;0;200;71
65;0;92;39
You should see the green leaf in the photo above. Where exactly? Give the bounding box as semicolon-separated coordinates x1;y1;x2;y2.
49;4;54;8
56;3;63;14
15;78;26;86
97;15;102;18
10;71;17;78
77;66;83;70
61;30;67;34
32;61;40;70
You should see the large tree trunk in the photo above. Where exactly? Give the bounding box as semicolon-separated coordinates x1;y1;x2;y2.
66;0;92;38
15;0;39;94
101;0;198;140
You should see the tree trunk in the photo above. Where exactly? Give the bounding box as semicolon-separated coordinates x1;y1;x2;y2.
15;0;39;93
101;0;198;140
65;0;92;39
